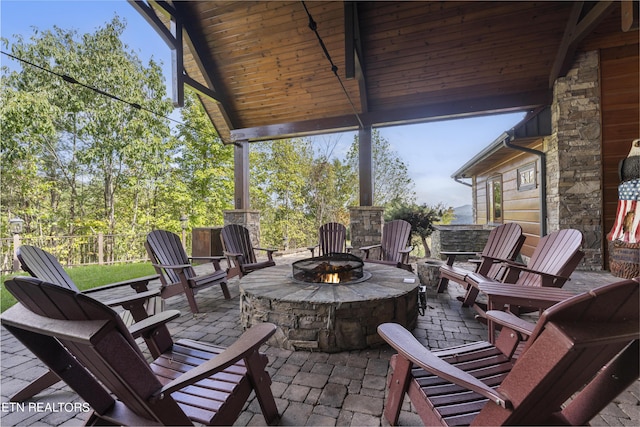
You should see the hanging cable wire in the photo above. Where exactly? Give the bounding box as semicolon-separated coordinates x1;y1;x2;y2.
1;50;188;128
300;1;364;129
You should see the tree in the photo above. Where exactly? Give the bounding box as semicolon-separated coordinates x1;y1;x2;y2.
250;138;316;249
2;17;173;241
174;90;234;228
346;129;415;207
386;201;453;257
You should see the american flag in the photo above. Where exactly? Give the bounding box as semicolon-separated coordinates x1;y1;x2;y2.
608;179;640;243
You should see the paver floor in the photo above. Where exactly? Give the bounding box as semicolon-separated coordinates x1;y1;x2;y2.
1;254;638;426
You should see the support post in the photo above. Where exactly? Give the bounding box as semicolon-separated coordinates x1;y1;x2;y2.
234;140;250;209
359;126;373;207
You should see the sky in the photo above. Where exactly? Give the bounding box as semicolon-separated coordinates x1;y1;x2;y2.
1;0;526;209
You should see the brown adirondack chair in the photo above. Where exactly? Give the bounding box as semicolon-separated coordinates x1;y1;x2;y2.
1;276;280;426
459;228;584;314
220;224;277;279
436;223;525;293
146;229;229;314
360;219;413;271
11;245;178;403
17;245;163;326
308;222;351;257
378;277;639;426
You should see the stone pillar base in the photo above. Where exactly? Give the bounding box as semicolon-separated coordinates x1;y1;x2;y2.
223;210;261;245
349;206;384;259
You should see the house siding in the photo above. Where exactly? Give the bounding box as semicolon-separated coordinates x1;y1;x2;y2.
473;143;543;258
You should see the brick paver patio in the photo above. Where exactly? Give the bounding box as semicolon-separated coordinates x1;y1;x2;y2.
1;254;638;426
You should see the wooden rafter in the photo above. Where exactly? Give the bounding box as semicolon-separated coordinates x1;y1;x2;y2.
344;2;368;113
129;0;235;129
549;1;616;87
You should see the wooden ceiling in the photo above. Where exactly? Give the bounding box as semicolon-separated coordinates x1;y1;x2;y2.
131;1;635;144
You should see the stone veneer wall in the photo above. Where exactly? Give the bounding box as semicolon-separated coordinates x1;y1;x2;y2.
548;50;602;270
223;209;262;246
349;206;384;259
431;225;492;261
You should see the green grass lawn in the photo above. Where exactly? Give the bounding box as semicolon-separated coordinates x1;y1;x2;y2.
1;262;156;312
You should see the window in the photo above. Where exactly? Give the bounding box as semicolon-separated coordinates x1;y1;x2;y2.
487;176;503;223
517;162;537;191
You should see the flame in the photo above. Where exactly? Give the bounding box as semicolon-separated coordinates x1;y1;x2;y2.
323;273;340;284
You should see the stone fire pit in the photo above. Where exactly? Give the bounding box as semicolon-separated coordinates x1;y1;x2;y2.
239;261;418;352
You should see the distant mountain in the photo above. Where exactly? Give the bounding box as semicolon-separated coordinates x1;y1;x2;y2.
451;204;473;224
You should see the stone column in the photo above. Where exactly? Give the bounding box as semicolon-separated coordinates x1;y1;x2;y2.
549;50;602;270
349;206;384;258
223;209;261;246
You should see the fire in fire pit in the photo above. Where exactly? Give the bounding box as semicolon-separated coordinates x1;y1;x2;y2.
292;253;370;284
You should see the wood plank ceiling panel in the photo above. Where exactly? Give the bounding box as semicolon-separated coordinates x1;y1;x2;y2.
359;1;573;111
188;1;361;130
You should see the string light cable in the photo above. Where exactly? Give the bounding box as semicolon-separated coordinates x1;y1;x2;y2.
1;49;188;128
300;1;364;130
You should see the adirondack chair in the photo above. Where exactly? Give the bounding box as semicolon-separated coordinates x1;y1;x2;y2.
146;229;230;314
11;245;178;403
360;219;414;272
378;277;639;426
436;223;525;293
220;224;277;279
1;276;280;426
308;222;351;257
459;228;584;314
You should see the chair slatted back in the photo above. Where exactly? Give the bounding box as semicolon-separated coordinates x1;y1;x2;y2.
17;245;78;292
221;224;257;264
146;230;196;286
517;229;584;288
380;220;412;263
474;278;639;425
318;222;347;256
3;277;191;426
479;223;525;277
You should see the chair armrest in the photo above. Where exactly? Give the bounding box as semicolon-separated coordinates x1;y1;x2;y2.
223;251;243;258
485;310;535;337
377;323;511;409
359;244;381;251
254;247;277;254
102;289;161;308
154;323;277;398
82;274;160;294
151;262;192;271
479;283;575;311
188;256;225;262
128;310;181;339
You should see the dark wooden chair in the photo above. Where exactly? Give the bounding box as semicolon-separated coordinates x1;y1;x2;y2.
220;224;277;279
378;277;639;426
460;228;584;314
436;223;525;293
308;222;351;257
11;245;177;403
360;219;413;271
2;276;280;426
145;229;229;314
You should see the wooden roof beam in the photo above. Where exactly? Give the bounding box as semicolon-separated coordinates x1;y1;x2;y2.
549;1;616;87
129;1;236;128
345;2;368;113
622;0;639;31
230;89;550;143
